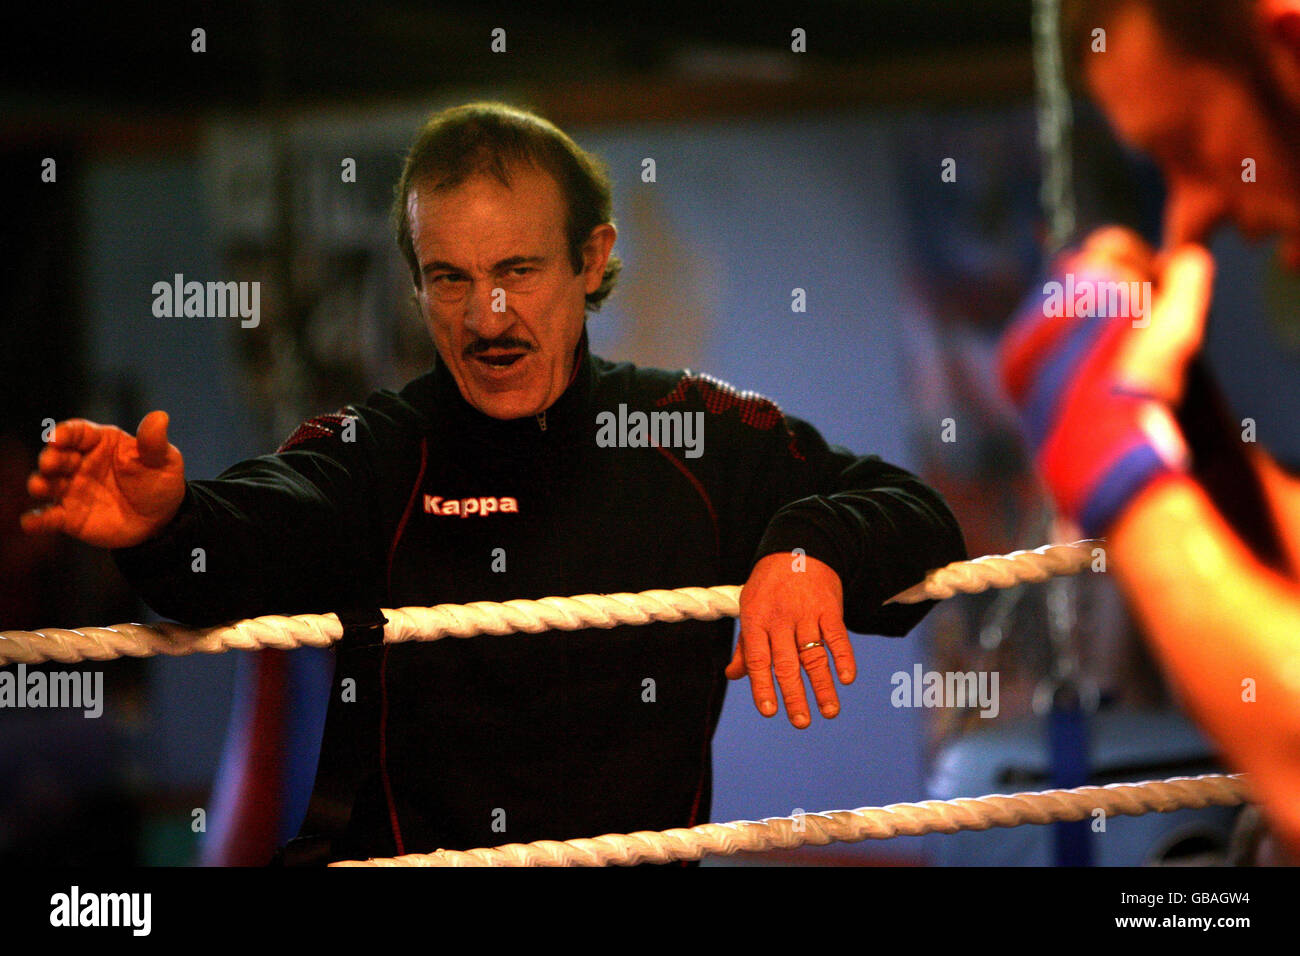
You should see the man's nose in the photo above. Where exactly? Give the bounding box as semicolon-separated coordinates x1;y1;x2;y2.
1162;174;1228;250
464;282;512;338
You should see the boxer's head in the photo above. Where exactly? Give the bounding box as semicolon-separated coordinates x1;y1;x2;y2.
1066;0;1300;266
394;103;619;420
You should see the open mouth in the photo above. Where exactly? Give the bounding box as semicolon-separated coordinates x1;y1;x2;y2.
470;348;530;369
472;351;528;370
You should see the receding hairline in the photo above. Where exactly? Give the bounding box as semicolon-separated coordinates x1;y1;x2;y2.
403;163;588;277
403;154;566;203
391;101;623;307
402;160;580;240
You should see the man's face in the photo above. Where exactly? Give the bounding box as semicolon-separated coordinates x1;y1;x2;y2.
408;165;613;419
1087;3;1300;267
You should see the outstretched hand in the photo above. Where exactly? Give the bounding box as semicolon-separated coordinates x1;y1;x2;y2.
22;410;187;548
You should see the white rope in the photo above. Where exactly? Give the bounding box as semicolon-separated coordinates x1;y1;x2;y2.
332;773;1248;867
0;541;1100;666
885;539;1101;604
0;587;740;666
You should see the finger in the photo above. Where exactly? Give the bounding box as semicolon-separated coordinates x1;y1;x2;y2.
1081;226;1156;278
136;411;171;469
739;623;778;717
51;419;104;452
725;639;746;680
20;506;67;536
769;626;810;729
37;445;82;476
820;612;856;685
26;471;69;501
1153;244;1213;352
1116;244;1214;400
795;620;839;719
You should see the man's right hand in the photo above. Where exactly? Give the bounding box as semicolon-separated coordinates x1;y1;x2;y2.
22;410;187;549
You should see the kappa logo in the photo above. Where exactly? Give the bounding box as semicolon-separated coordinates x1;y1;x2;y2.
423;494;519;517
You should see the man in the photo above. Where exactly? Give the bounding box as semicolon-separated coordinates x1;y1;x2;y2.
24;103;964;863
1000;0;1300;856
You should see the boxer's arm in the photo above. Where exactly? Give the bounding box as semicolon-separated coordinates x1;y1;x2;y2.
1109;473;1300;854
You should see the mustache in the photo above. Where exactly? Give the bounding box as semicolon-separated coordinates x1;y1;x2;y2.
464;337;535;357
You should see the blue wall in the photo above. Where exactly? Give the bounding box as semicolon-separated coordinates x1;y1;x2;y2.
82;161;248;791
583;115;934;859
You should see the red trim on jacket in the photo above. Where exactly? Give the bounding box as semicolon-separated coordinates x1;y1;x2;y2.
653;445;720;558
379;435;429;855
656;372;806;461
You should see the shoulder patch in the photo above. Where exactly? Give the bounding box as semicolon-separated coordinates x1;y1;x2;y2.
276;410;356;453
656;372;805;460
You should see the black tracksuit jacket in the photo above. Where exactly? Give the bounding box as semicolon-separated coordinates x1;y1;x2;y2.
113;331;965;862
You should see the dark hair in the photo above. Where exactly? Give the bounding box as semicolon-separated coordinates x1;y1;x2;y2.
392;102;621;310
1061;0;1265;83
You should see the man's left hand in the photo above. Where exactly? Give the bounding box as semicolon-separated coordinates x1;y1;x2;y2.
726;552;855;729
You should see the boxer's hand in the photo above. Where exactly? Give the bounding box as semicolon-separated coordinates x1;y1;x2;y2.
726;552;855;729
999;226;1214;536
1006;227;1212;404
1115;244;1214;403
21;410;187;548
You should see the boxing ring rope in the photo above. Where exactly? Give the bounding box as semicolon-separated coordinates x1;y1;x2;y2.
334;774;1249;867
0;540;1101;666
3;537;1249;865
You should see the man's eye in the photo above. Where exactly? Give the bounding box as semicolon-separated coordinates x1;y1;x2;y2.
432;274;464;284
510;267;535;277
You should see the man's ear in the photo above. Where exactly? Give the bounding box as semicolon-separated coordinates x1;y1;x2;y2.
581;223;617;293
